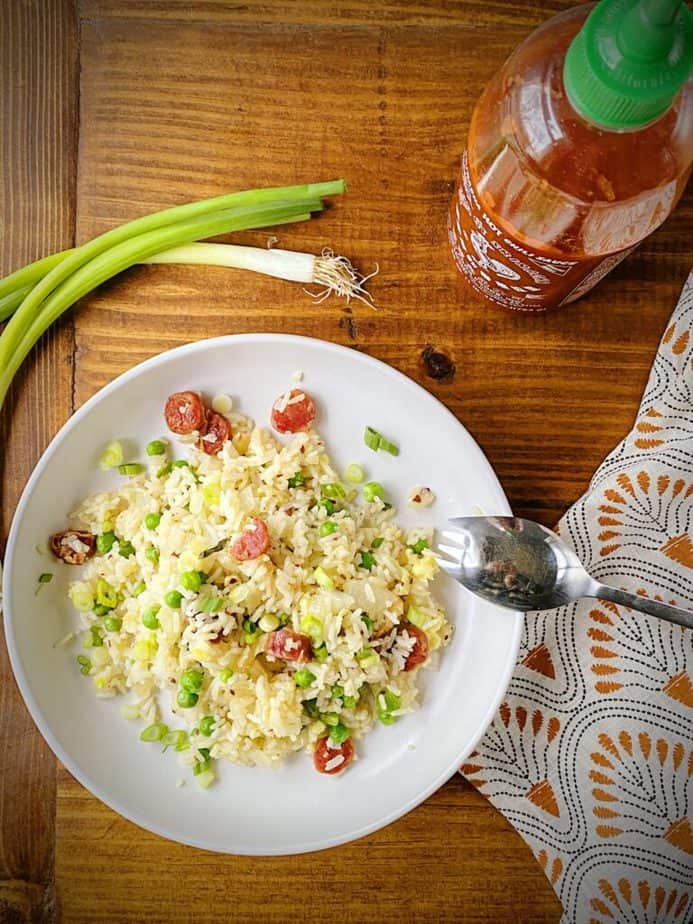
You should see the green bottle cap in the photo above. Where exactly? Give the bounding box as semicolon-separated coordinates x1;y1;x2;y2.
564;0;693;130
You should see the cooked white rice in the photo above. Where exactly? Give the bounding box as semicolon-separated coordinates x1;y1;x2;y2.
65;410;452;778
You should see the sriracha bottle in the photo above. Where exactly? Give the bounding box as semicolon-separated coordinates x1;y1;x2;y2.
449;0;693;312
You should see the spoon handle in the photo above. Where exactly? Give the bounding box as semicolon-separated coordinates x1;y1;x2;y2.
594;584;693;630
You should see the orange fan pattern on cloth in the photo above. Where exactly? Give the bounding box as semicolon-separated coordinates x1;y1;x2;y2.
461;273;693;924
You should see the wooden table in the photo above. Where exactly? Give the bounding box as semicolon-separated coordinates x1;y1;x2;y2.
1;1;690;921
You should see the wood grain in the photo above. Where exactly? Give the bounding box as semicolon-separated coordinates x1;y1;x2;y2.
0;1;79;921
56;771;560;924
2;0;691;921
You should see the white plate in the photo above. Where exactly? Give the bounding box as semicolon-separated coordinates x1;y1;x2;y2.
3;334;521;855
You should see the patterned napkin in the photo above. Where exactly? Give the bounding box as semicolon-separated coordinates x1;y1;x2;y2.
461;274;693;924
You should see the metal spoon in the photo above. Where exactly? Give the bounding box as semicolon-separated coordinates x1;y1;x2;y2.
437;516;693;629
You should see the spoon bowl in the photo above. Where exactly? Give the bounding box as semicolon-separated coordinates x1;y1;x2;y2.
438;516;693;629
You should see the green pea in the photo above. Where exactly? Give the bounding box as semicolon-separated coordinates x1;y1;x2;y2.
96;531;116;555
363;481;385;503
199;716;215;737
312;644;328;663
164;590;183;609
104;615;122;632
181;570;202;592
294;668;316;688
145;511;161;530
177;690;198;709
219;668;234;683
142;605;161;630
93;603;111;617
329;723;350;745
146;439;167;456
319;520;338;537
317;498;335;515
118;540;135;558
180;669;203;692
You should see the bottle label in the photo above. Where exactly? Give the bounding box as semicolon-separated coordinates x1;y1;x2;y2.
449;151;632;311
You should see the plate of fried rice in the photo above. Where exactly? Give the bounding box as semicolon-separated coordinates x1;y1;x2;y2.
3;334;521;854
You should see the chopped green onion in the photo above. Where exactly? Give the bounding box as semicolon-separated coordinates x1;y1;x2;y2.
359;551;375;570
181;570;203;592
219;668;234;683
93;603;110;617
145;545;159;563
258;613;280;632
361;614;374;634
145;511;161;530
408;538;428;555
294;668;316;688
312;644;328;663
195;769;216;789
199;715;215;737
319;520;338;537
180;669;204;692
288;471;305;488
68;584;94;612
364;426;399;456
379;436;399;456
313;566;334;590
36;572;53;594
242;618;262;643
133;638;156;661
356;647;379;668
177;689;199;708
299;614;323;640
317;498;335;515
99;440;124;470
146;439;168;456
118;540;135;558
331;684;344;699
364;426;380;451
132;580;146;597
96;531;116;554
278;613;291;626
329;722;350;745
371;537;385;549
140;722;168;742
119;703;140;721
162;729;189;750
164;590;183;609
76;654;91;675
96;577;117;609
406;605;427;628
377;688;401;725
345;463;365;483
198;595;222;613
363;482;385;503
172;459;189;469
103;615;122;632
118;463;144;476
142;605;161;630
157;462;172;478
303;699;320;718
320;482;346;500
342;694;357;708
89;626;104;648
320;712;340;726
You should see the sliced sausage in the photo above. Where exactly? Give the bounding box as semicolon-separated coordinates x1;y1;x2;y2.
401;624;429;671
265;628;312;663
50;530;97;565
198;410;232;455
231;517;271;561
164;391;207;435
270;389;316;434
314;737;355;775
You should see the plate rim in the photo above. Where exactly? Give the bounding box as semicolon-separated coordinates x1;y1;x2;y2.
3;332;523;855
